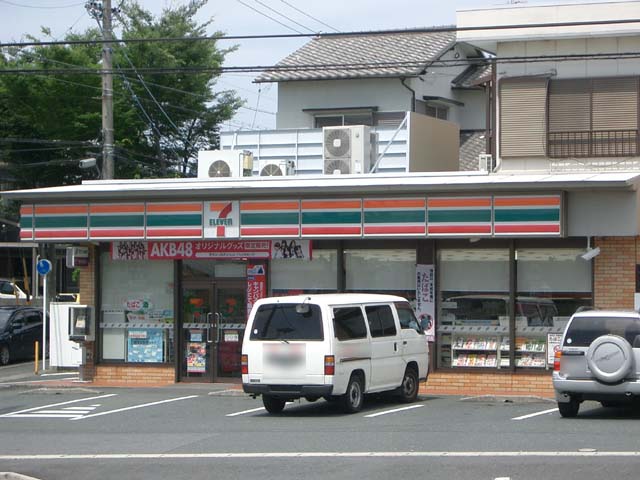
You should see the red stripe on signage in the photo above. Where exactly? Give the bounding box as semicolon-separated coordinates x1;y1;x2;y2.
89;229;145;238
494;224;560;233
301;226;362;235
364;225;426;235
146;228;202;237
20;231;33;239
427;225;492;234
240;227;300;236
34;230;87;239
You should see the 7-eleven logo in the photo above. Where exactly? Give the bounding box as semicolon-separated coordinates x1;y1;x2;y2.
205;201;239;238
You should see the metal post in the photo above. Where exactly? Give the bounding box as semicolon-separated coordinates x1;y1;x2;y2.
101;0;115;179
42;273;47;371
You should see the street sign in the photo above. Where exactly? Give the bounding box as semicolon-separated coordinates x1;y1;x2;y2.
37;259;52;276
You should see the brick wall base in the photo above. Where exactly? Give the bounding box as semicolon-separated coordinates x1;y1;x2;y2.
422;371;554;398
93;365;175;386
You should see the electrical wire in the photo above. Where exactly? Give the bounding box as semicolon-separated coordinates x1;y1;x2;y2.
235;0;305;35
0;0;85;8
252;0;317;34
3;19;640;48
277;0;340;33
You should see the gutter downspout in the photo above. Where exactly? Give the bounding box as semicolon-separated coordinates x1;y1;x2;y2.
400;77;416;112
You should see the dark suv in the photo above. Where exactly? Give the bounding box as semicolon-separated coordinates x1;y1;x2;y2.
553;309;640;417
0;306;44;365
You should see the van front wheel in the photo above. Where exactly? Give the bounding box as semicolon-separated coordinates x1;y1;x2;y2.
399;367;419;403
342;374;364;413
262;395;286;414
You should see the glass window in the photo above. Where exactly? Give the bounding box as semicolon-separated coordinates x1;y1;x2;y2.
250;304;323;341
333;307;367;341
100;252;175;363
564;316;640;347
271;249;338;295
396;302;424;334
516;248;593;368
365;305;397;338
315;116;343;128
345;249;416;301
438;249;510;369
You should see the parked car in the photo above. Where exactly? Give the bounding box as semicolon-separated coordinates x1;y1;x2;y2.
0;279;27;300
242;293;429;414
553;309;640;417
0;306;44;365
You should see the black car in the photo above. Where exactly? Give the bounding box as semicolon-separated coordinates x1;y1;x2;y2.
0;306;44;365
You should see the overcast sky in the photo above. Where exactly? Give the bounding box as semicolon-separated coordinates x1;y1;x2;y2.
0;0;563;131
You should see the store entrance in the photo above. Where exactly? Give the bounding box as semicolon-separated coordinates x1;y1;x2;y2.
180;275;246;383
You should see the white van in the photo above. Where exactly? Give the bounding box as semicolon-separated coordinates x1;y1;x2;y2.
241;293;429;414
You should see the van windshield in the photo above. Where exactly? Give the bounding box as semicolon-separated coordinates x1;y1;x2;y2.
250;303;324;341
564;316;640;347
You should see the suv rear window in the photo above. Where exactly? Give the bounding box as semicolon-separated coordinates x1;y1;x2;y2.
564;316;640;347
250;304;323;341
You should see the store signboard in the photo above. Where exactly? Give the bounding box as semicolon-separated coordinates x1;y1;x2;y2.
111;240;271;260
416;264;436;342
271;239;311;259
204;201;240;238
247;264;267;316
547;333;563;365
127;328;164;363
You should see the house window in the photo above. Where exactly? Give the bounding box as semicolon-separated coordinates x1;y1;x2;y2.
314;112;373;128
424;104;449;120
548;77;639;158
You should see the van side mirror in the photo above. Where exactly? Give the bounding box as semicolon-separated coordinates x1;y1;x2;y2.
295;304;310;314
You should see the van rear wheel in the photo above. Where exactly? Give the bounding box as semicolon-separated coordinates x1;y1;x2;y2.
342;374;364;413
262;395;286;414
399;367;419;403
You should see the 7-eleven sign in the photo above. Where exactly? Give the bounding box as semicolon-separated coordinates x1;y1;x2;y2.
204;201;240;238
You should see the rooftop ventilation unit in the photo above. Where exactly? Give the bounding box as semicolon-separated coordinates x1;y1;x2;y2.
197;150;253;179
323;125;371;175
258;160;295;177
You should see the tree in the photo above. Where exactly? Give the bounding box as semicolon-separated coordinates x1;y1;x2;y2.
0;0;242;195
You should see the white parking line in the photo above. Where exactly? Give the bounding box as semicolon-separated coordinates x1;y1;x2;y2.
0;394;117;418
364;404;424;418
512;407;559;421
3;451;640;460
71;395;199;421
226;402;294;417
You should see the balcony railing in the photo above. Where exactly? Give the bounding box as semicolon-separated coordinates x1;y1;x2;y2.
548;129;639;158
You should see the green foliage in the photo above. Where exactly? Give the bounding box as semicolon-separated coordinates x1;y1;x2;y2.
0;0;242;198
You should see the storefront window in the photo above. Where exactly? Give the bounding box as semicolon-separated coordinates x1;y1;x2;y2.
271;249;338;295
515;248;592;369
344;249;416;300
100;252;175;363
437;249;510;369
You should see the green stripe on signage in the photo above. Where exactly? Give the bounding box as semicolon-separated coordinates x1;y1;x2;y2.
35;216;87;228
494;209;559;223
364;211;425;224
90;215;145;227
302;211;362;225
428;210;491;223
20;216;33;228
240;212;299;226
146;214;202;227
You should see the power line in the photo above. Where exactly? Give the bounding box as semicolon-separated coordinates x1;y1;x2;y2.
0;0;85;8
277;0;340;33
4;18;640;48
235;0;305;35
252;0;317;34
4;51;640;76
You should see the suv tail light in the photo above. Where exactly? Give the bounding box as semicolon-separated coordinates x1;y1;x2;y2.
324;355;335;375
241;354;248;375
553;350;562;371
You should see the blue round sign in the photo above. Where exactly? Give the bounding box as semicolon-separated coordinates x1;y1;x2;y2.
36;259;52;276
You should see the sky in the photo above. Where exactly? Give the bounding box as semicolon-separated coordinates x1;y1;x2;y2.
0;0;571;131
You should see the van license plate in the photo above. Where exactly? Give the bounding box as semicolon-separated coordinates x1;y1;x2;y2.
264;344;305;369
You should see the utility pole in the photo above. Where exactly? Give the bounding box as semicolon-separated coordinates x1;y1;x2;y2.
101;0;115;179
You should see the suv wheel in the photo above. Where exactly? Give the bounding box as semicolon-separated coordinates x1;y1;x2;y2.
262;395;286;414
558;399;580;418
342;374;364;413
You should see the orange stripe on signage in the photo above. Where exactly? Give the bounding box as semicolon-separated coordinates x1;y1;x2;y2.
146;203;202;213
89;204;144;214
302;200;361;210
35;205;88;215
427;198;491;208
494;196;560;207
20;205;34;215
363;199;425;209
208;202;231;211
241;201;299;211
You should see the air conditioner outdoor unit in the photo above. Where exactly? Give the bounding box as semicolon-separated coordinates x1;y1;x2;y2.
478;154;493;173
323;125;371;175
258;159;295;177
197;150;253;179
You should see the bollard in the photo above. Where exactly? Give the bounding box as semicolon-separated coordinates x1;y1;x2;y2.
35;341;39;375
